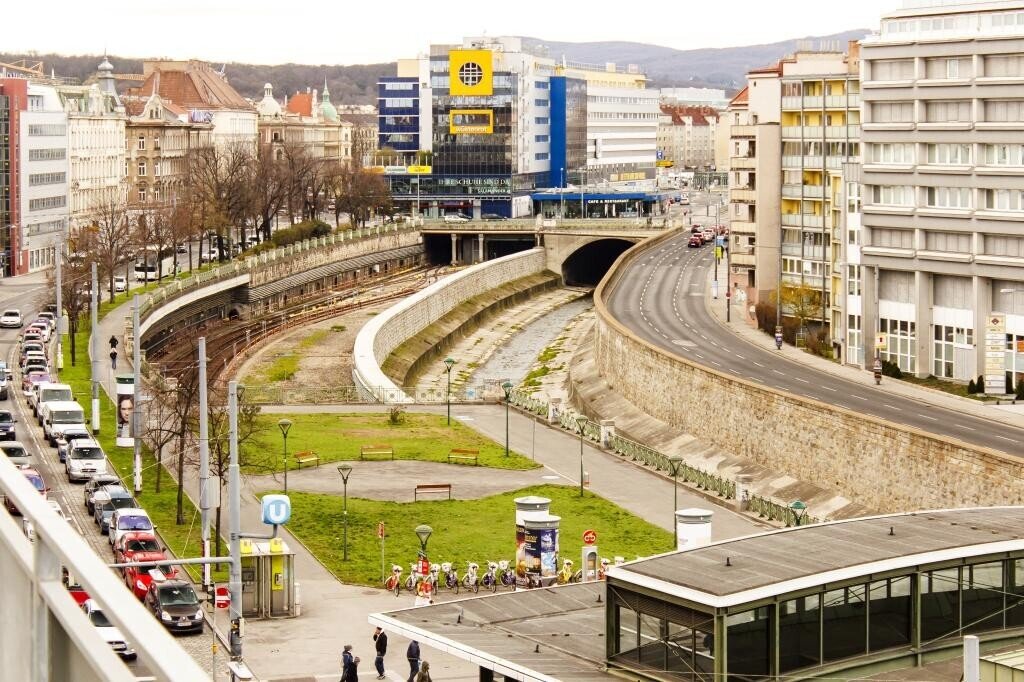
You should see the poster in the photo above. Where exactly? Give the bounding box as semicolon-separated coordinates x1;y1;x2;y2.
115;375;135;447
515;523;527;587
985;314;1007;395
538;527;559;584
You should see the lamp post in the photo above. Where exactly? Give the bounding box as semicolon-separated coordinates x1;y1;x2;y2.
667;454;683;542
337;464;352;561
277;418;292;494
443;357;456;425
501;380;513;457
790;500;807;527
559;167;565;218
575;415;587;497
414;523;433;578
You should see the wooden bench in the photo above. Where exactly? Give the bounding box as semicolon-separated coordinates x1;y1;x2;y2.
360;445;395;461
293;450;320;469
447;448;479;466
414;483;452;501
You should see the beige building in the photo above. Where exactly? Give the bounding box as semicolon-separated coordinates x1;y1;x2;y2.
337;108;378;167
657;104;720;169
257;83;353;164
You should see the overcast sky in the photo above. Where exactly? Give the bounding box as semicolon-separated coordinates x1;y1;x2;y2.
10;0;899;65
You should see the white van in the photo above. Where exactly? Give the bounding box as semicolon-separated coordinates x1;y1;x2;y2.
42;400;86;447
31;382;73;421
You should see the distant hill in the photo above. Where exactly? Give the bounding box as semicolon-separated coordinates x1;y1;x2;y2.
521;30;870;89
1;31;868;105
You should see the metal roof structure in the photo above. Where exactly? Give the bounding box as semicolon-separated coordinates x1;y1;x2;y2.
370;582;614;681
612;507;1024;608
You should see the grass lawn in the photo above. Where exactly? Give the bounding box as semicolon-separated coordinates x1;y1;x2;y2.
254;328;331;383
243;412;540;472
277;484;673;586
895;373;992;401
60;328;216;581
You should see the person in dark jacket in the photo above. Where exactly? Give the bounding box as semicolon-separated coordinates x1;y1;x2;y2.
415;660;432;682
342;644;360;681
406;640;420;682
372;627;388;679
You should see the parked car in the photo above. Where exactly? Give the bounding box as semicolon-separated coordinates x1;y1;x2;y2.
37;311;57;329
92;486;135;534
0;309;22;328
176;243;188;255
58;428;93;463
116;532;172;599
81;600;137;660
113;276;128;293
144;574;204;634
4;467;47;515
1;441;32;467
83;474;121;514
22;371;51;396
688;235;703;248
28;321;51;342
31;382;74;421
0;410;16;440
66;439;109;482
108;508;154;549
481;213;507;221
442;212;471;223
23;500;71;543
0;372;8;400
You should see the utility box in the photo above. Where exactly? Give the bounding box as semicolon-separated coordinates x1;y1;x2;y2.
239;538;298;619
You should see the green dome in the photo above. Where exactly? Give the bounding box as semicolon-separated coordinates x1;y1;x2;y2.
320;80;338;122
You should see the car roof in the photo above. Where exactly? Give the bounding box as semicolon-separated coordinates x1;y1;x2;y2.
70;439;101;448
88;473;119;482
1;309;19;315
1;441;27;448
113;508;149;517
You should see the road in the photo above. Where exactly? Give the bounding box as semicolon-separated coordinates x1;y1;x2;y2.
604;228;1024;457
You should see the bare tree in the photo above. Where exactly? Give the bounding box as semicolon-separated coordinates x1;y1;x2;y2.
241;143;288;243
47;239;93;365
326;164;393;228
88;184;133;302
185;143;251;262
136;202;177;279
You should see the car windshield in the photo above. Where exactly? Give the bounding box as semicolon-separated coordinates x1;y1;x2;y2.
42;389;73;402
97;502;115;514
127;539;160;553
3;446;27;458
110;497;135;510
52;410;83;424
118;515;152;531
26;475;44;492
71;447;103;460
88;610;113;628
0;413;12;423
159;585;198;607
2;311;17;317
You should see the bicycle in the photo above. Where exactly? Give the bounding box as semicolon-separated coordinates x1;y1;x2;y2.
429;563;441;589
481;561;499;593
462;561;480;593
383;565;403;596
557;559;579;585
598;558;611;581
441;561;460;594
404;562;418;593
498;560;515;590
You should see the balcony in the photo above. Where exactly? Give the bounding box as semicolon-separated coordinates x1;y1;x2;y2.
731;125;756;138
825;95;859;109
730;188;756;202
782;213;824;228
730;220;756;234
804;155;824;168
782;155;802;168
782;243;802;256
782;184;824;199
731;155;756;169
826;125;860;139
731;252;756;267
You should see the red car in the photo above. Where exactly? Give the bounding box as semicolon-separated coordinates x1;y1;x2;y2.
115;531;174;599
688;235;703;248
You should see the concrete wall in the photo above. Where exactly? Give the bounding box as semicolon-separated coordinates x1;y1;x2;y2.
353;248;547;402
594;236;1024;513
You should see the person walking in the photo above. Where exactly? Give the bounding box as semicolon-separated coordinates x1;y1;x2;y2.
108;335;118;349
372;627;388;680
109;348;118;370
414;660;432;682
406;640;420;682
341;644;360;682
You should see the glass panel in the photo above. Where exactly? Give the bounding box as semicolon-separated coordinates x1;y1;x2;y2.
921;568;960;642
822;585;867;662
963;561;1004;633
1008;559;1024;627
780;594;820;672
666;621;696;676
869;576;911;651
639;613;667;668
615;604;639;657
726;607;770;680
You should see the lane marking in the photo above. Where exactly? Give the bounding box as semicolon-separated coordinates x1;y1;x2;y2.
953;423;975;431
916;414;938;421
883;404;901;411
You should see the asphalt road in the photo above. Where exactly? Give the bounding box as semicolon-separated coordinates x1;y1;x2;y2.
604;230;1024;457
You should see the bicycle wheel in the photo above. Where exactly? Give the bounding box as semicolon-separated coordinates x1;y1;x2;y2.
451;577;460;595
472;579;479;594
489;576;498;593
572;570;583;583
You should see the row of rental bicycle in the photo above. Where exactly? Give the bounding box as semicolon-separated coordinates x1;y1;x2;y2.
384;557;612;595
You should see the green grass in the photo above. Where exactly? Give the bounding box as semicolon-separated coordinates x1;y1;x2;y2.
330;325;347;333
895;374;990;401
60;328;215;581
278;484;673;586
242;412;540;472
263;353;300;382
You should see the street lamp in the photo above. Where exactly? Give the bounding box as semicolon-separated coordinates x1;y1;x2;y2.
443;357;456;425
667;454;684;542
575;415;587;497
501;381;513;457
414;523;433;560
337;464;352;561
277;418;292;494
789;500;807;527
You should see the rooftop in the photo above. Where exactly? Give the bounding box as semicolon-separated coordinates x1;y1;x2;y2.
612;507;1024;608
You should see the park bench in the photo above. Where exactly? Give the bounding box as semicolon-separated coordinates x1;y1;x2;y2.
447;448;479;466
414;483;452;501
360;444;395;461
293;450;320;469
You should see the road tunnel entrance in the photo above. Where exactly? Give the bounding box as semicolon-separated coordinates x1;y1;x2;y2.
561;238;634;287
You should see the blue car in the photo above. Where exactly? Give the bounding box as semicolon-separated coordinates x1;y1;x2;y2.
92;486;134;534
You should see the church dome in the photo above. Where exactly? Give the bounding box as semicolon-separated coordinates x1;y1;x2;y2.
258;83;282;118
320;79;339;122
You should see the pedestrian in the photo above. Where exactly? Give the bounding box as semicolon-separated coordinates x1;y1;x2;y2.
341;643;360;682
414;660;432;682
372;627;388;679
406;640;420;682
109;348;117;370
108;335;118;349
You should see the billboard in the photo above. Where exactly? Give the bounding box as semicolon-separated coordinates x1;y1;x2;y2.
449;49;493;96
449;109;493;134
115;375;135;447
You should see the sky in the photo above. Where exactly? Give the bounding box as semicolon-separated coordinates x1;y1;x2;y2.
8;0;899;65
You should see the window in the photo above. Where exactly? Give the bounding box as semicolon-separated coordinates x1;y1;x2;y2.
848;314;863;366
779;596;820;672
984;235;1024;257
869;185;913;206
872;59;914;80
926;186;971;208
726;608;770;678
534;135;549;143
382;98;414;108
822;585;867;662
868;143;915;164
847;265;862;296
154;161;161;177
925;231;971;252
926;143;971;165
28;95;44;111
534;117;549;125
137;160;147;177
534;99;549;107
28;172;66;186
28;124;66;136
984;189;1024;211
921;568;960;642
534;152;549;161
137;135;145;151
984;144;1024;166
28;148;66;161
870;102;913;123
925;101;971;123
534;81;549;90
28;196;67;211
138;186;147;202
925;57;970;79
985;100;1024;122
869;577;912;651
880;317;916;373
985;54;1024;78
846;181;861;216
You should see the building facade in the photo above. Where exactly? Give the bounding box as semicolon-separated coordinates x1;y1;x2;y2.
0;77;28;275
658;105;720;169
860;0;1024;389
257;83;353;165
20;82;69;272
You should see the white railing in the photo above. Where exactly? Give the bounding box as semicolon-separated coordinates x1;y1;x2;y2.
0;455;209;681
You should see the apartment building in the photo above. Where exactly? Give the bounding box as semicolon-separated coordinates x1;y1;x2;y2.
20;82;69;272
658;105;720;169
257;83;353;165
860;0;1024;391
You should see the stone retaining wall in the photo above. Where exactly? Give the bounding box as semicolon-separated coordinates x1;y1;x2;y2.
594;234;1024;513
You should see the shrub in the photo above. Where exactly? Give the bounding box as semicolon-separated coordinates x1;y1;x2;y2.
1017;380;1024;400
270;219;332;248
804;329;833;359
881;360;903;378
977;375;985;394
388;405;406;425
967;379;977;394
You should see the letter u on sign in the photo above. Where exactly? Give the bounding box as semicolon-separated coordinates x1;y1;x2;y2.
261;494;292;526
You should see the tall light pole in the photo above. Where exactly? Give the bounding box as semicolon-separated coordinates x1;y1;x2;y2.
337;464;352;561
90;262;100;434
227;380;242;665
277;418;292;494
575;415;587;497
667;454;683;548
443;357;456;425
502;381;512;457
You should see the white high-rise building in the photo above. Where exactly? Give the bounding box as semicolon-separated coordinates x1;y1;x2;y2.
20;82;69;271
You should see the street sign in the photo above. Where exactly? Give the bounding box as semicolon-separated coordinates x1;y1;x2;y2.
260;494;291;526
215;586;230;609
583;529;597;545
874;333;887;350
377;521;385;539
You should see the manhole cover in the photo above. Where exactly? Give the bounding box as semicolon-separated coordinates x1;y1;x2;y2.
672;340;697;348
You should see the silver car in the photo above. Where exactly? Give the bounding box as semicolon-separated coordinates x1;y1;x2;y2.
0;441;33;467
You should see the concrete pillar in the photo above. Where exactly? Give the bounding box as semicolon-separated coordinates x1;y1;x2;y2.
450;233;458;266
548;398;561;425
974;275;992;387
599;419;615;448
914;271;932;378
861;264;878;370
477;233;485;263
964;635;980;682
734;474;752;512
675;508;714;551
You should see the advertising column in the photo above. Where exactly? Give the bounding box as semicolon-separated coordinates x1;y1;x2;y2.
522;512;560;588
115;375;135;447
514;496;551;589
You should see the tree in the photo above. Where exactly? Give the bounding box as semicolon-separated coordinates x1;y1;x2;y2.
135;202;177;279
47;241;93;365
184;143;251;262
781;283;822;335
88;184;133;302
326;165;393;228
241;143;288;243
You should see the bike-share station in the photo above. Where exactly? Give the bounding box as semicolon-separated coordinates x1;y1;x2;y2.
514;495;604;588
